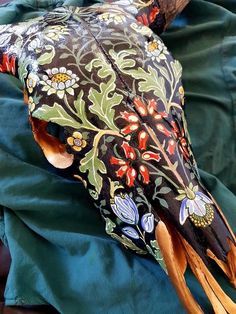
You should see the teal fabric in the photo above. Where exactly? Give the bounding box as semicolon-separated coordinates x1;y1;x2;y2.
0;0;235;313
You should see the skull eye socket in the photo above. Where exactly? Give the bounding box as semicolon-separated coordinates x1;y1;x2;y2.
30;117;74;169
46;121;66;143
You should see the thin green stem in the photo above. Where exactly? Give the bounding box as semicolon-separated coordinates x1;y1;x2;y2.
144;124;186;189
142;159;180;190
136;225;146;243
176;144;190;182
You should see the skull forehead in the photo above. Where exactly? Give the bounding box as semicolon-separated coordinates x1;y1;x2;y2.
24;4;180;121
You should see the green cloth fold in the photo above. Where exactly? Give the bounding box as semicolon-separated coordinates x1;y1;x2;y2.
0;0;235;313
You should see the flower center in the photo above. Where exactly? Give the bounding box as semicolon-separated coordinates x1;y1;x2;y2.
51;73;71;83
74;138;82;147
148;41;159;52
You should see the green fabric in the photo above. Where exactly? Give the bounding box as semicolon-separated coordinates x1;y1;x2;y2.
0;0;235;313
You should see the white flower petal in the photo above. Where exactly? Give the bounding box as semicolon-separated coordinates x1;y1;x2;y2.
47;88;56;95
186;200;195;215
192;199;207;217
41;85;50;91
52;82;58;89
58;82;65;90
65;80;71;88
46;79;52;86
179;199;189;225
59;67;66;73
197;192;212;204
66;87;74;96
52;68;58;74
153;51;161;57
159;54;167;60
57;90;65;99
72;83;79;89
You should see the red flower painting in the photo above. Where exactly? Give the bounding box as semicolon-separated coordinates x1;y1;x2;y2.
136;6;160;26
0;53;16;76
110;139;161;187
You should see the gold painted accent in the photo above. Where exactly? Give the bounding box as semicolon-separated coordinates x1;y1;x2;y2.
51;73;71;83
147;41;159;52
189;204;214;228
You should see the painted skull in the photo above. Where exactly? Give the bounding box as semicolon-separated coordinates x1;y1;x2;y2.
0;2;235;313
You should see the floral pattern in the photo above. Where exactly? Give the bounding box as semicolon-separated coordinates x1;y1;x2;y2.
0;53;16;75
98;12;126;25
156;119;191;160
44;25;70;42
130;23;152;37
0;2;233;278
178;188;215;227
145;39;168;62
67;131;87;152
0;33;11;47
110;140;161;187
136;4;160;26
27;72;39;94
141;213;155;233
28;96;36;112
40;67;79;99
122;226;140;239
111;194;139;225
28;38;43;52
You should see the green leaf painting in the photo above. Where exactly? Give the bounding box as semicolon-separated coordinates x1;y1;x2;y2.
150;240;167;273
73;90;98;131
86;53;114;79
87;54;123;130
88;79;123;131
33;102;81;129
109;49;137;72
79;146;107;194
37;45;55;65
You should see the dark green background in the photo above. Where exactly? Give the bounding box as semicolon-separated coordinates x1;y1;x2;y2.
0;0;235;313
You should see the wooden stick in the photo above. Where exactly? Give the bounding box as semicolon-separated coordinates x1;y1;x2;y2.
155;221;203;314
158;0;190;28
